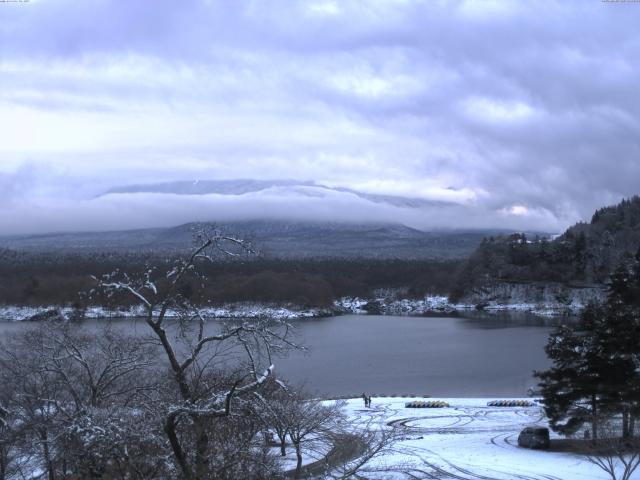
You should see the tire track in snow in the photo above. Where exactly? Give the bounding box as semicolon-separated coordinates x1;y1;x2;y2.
489;432;511;450
388;413;473;432
387;404;564;480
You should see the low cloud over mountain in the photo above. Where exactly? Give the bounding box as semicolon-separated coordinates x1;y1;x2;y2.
0;178;563;236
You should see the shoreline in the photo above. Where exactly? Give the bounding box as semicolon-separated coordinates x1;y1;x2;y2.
0;295;585;322
334;295;584;317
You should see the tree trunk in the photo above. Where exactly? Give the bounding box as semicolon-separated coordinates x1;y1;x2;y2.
623;407;630;439
193;419;209;480
294;441;302;479
88;464;104;479
40;429;55;480
0;445;6;480
280;438;286;456
630;415;636;438
164;416;192;480
591;394;598;443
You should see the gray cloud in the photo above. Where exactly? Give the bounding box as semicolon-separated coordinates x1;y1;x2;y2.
0;189;563;237
1;0;639;235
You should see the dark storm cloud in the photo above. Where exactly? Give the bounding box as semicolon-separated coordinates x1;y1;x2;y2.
1;0;640;234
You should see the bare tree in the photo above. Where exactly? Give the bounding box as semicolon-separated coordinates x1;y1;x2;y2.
254;379;296;457
0;322;159;480
95;230;299;480
0;403;18;480
283;392;344;478
587;420;640;480
1;327;76;480
200;384;281;480
254;380;403;479
0;402;34;480
324;425;404;479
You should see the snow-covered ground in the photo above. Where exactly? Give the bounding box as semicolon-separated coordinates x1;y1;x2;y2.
337;397;611;480
0;304;333;322
271;437;331;472
0;292;584;322
334;296;584;317
334;295;466;315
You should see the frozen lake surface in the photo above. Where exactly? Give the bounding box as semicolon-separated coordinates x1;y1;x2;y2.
0;312;557;397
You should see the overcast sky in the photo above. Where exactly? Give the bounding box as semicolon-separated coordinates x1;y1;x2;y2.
1;0;640;235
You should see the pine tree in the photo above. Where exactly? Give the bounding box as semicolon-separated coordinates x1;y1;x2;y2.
535;308;610;440
536;256;640;441
599;259;640;438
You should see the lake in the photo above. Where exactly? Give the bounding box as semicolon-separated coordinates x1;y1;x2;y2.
0;312;559;398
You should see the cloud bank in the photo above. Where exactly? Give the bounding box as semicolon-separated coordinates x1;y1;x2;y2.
1;0;639;234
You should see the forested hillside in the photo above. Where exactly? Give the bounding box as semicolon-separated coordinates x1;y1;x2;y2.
451;196;640;300
0;248;460;308
0;221;501;260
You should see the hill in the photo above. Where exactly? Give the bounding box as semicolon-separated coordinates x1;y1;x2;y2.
0;220;520;260
451;196;640;301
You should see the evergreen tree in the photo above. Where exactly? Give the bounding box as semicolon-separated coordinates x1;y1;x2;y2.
535;308;609;440
536;256;640;441
599;259;640;438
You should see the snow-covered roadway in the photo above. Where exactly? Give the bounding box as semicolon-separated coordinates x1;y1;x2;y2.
339;398;611;480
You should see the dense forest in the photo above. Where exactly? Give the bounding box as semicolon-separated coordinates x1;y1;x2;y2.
0;248;461;308
451;196;640;300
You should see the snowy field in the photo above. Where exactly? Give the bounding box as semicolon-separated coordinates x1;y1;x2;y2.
339;397;613;480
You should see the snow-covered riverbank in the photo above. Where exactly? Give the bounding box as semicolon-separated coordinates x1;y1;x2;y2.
0;293;586;322
333;295;585;317
0;304;334;322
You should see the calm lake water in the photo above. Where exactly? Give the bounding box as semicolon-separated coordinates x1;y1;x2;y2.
0;312;559;397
